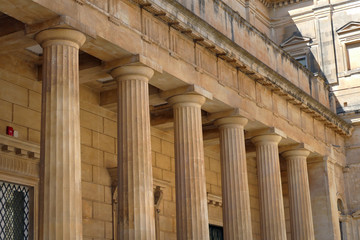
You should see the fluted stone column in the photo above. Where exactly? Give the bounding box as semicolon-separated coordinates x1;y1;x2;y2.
215;117;253;240
36;28;86;239
168;94;209;240
251;134;287;240
111;65;156;240
282;149;315;240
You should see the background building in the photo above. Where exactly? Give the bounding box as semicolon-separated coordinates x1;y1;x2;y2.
0;0;359;239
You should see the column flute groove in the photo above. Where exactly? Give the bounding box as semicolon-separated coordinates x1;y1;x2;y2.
168;94;209;240
215;117;253;240
251;134;287;240
282;149;315;240
111;65;156;240
36;28;86;240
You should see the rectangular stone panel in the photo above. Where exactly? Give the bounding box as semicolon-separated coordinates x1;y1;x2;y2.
80;109;104;132
0;79;28;107
82;182;105;202
83;218;105;238
288;103;301;128
240;73;256;99
92;132;115;153
28;90;41;112
0;99;12;122
110;0;141;30
219;59;238;90
170;30;194;64
13;105;40;131
196;45;217;77
259;83;273;110
142;11;169;48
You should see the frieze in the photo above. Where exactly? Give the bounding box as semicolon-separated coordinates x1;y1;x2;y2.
139;0;353;136
0;135;40;178
207;193;222;207
69;0;352;136
0;154;39;178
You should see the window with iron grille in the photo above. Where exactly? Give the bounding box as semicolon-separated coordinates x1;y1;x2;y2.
0;181;30;240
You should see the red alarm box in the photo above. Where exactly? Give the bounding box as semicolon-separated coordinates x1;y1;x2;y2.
6;126;14;136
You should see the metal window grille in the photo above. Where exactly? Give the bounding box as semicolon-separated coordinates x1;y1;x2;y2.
0;181;30;240
209;224;223;240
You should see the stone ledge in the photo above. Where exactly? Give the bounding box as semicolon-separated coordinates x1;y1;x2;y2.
0;134;40;179
135;0;352;136
207;193;222;207
0;134;40;159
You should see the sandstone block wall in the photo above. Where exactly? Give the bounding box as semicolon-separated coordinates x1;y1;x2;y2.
247;156;261;240
77;86;228;239
0;54;41;144
0;58;345;239
79;88;116;239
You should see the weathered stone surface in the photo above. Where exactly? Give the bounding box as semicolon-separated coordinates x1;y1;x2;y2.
282;149;315;240
168;94;210;240
111;65;156;240
252;134;287;240
0;0;359;239
36;28;86;240
215;116;253;240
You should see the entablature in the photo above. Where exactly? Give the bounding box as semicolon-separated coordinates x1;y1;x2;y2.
0;135;40;180
133;0;351;136
0;0;353;138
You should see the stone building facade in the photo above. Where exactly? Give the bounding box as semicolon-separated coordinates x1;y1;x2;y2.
0;0;359;239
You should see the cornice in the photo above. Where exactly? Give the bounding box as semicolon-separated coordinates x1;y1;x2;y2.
132;0;353;136
207;193;222;207
280;34;311;48
259;0;311;9
337;21;360;36
0;135;40;159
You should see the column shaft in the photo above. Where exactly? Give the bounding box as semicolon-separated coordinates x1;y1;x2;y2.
112;66;155;240
283;150;315;240
252;134;287;240
216;117;253;240
36;28;86;239
169;94;209;240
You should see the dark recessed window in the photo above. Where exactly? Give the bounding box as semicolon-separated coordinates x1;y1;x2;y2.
295;55;308;68
209;224;223;240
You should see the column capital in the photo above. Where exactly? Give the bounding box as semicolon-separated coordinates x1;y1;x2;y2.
251;134;282;145
110;65;154;82
168;94;206;107
246;127;286;140
207;108;254;123
282;149;310;159
172;91;209;239
214;116;248;128
35;28;86;48
161;85;212;101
